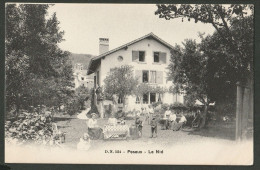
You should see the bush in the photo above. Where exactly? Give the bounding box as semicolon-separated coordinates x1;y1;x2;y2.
65;97;81;115
151;101;162;108
115;110;126;119
5;110;53;143
161;103;169;110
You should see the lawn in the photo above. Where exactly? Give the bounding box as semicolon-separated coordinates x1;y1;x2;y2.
6;113;253;165
54;113;239;150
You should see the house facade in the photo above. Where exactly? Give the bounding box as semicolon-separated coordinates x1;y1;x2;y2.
87;33;183;111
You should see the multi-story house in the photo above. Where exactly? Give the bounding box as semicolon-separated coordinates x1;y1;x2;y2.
74;63;94;89
87;32;183;111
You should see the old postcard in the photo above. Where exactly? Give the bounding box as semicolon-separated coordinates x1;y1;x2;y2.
5;3;254;165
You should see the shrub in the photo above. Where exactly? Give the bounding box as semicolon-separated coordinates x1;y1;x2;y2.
5;110;53;143
151;101;162;108
161;103;169;110
65;97;81;115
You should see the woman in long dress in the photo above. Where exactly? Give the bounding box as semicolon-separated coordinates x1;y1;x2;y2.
87;113;102;139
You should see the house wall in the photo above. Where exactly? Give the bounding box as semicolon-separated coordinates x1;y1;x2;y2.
74;73;94;89
98;38;183;111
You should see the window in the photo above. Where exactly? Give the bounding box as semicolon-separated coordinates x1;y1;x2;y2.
158;94;162;102
139;51;145;62
142;71;149;83
132;51;145;62
81;77;84;81
143;94;148;104
150;93;156;103
154;52;159;63
150;71;156;83
153;52;167;64
118;56;123;62
136;96;140;104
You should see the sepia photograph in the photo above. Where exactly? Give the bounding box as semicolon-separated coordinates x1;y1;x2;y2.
4;3;254;165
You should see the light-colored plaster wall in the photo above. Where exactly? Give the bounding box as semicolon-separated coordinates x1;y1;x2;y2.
98;38;183;109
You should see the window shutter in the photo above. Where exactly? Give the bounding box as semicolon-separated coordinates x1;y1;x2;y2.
156;71;163;84
135;70;142;83
132;51;139;62
159;52;167;64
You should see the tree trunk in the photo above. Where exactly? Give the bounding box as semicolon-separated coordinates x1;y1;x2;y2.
199;103;209;129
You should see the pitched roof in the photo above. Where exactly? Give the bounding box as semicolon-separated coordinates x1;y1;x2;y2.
87;32;174;75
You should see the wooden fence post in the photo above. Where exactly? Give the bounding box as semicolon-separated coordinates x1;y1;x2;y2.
242;87;250;140
236;82;243;141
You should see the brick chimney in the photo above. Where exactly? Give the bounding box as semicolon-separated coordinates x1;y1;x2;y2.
99;38;109;54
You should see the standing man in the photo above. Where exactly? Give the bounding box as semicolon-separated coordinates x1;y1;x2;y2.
164;107;171;129
168;112;177;130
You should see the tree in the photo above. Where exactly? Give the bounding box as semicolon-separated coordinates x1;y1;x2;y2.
133;83;151;104
5;4;74;115
169;40;213;128
75;85;90;110
134;84;167;104
155;4;253;83
104;65;138;108
156;4;254;128
199;16;253;117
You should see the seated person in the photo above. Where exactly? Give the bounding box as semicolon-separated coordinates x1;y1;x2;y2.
77;133;91;151
107;114;117;126
179;114;187;129
87;113;102;139
179;114;187;123
164;107;171;119
169;112;177;122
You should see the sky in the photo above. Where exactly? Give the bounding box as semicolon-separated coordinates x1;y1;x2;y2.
47;4;215;56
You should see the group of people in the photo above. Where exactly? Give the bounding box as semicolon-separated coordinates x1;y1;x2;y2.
135;106;188;138
77;106;188;150
135;106;158;138
164;107;187;130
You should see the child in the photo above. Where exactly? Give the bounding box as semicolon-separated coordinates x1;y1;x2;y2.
77;133;91;151
135;116;143;137
150;116;157;138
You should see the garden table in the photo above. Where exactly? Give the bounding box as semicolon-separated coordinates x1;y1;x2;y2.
103;124;129;140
